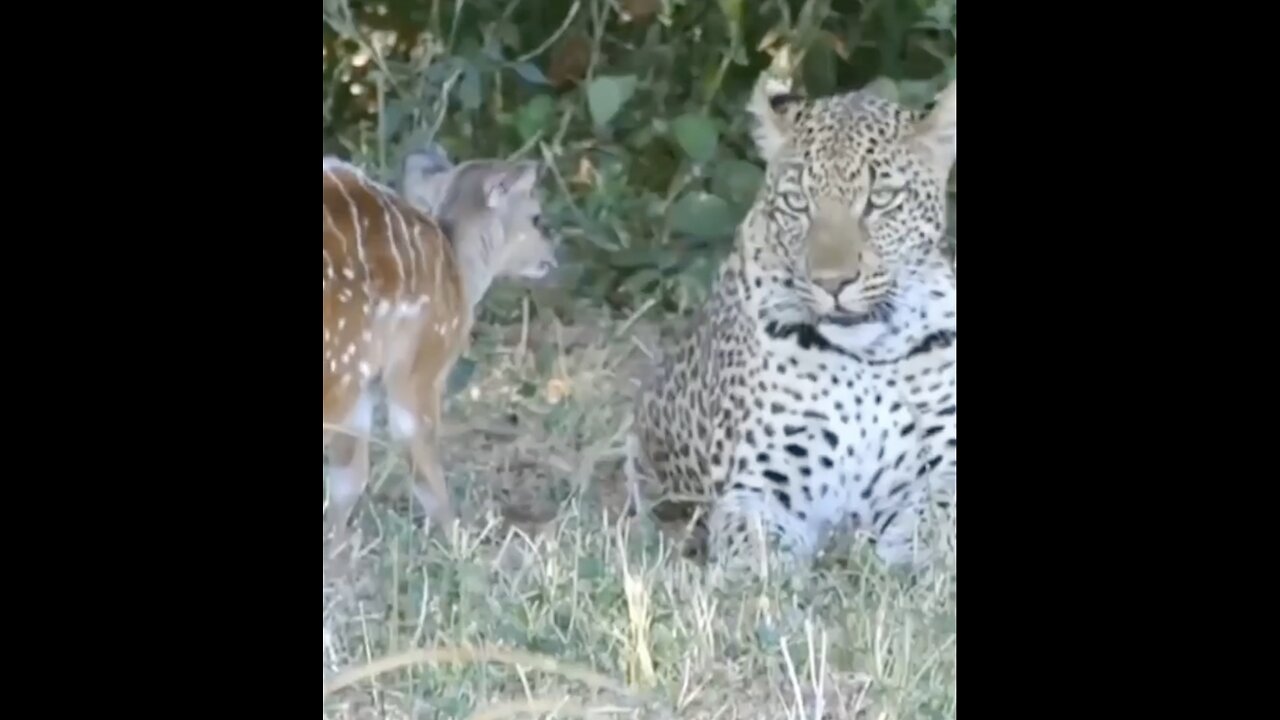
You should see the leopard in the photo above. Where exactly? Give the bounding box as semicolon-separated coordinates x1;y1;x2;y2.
624;63;957;582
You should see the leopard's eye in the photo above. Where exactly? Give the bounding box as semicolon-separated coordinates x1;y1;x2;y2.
868;188;902;210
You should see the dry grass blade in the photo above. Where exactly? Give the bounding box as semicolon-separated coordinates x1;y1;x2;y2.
468;696;637;720
322;644;633;700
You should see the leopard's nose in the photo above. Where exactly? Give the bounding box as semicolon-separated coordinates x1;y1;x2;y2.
815;272;860;296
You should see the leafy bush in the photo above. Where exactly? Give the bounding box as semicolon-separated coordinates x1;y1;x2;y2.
323;0;956;317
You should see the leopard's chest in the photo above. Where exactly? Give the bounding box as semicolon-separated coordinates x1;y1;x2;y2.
732;333;924;529
896;339;956;402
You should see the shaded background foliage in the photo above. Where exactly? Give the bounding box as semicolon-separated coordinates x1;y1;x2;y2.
323;0;956;320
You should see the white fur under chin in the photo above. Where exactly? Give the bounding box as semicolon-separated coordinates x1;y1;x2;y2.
821;320;893;348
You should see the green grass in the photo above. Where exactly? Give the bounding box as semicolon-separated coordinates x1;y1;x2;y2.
322;305;957;720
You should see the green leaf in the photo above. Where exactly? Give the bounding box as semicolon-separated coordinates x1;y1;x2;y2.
458;65;482;111
620;267;664;296
481;36;505;64
586;75;638;127
669;192;737;240
511;61;550;86
671;113;719;164
445;356;477;397
801;37;838;97
864;76;899;102
711;159;764;208
580;226;622;252
680;254;719;294
919;0;956;31
719;0;744;27
379;100;409;141
515;95;555;142
609;246;673;269
497;21;521;49
897;79;940;108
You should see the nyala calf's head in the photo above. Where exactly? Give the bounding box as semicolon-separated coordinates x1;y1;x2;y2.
401;145;558;286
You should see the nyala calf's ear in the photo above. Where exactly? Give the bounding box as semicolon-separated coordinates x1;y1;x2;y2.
910;80;956;175
482;160;540;209
402;142;454;182
401;143;456;215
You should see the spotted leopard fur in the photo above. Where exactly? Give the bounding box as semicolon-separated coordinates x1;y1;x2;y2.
625;69;957;581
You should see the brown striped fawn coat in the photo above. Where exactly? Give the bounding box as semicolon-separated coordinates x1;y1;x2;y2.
323;150;555;546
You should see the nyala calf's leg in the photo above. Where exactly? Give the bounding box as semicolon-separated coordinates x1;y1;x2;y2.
324;392;375;564
385;368;457;531
325;431;369;575
325;386;373;538
407;431;454;529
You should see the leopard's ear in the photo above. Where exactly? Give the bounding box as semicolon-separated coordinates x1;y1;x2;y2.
748;46;805;162
910;79;956;175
